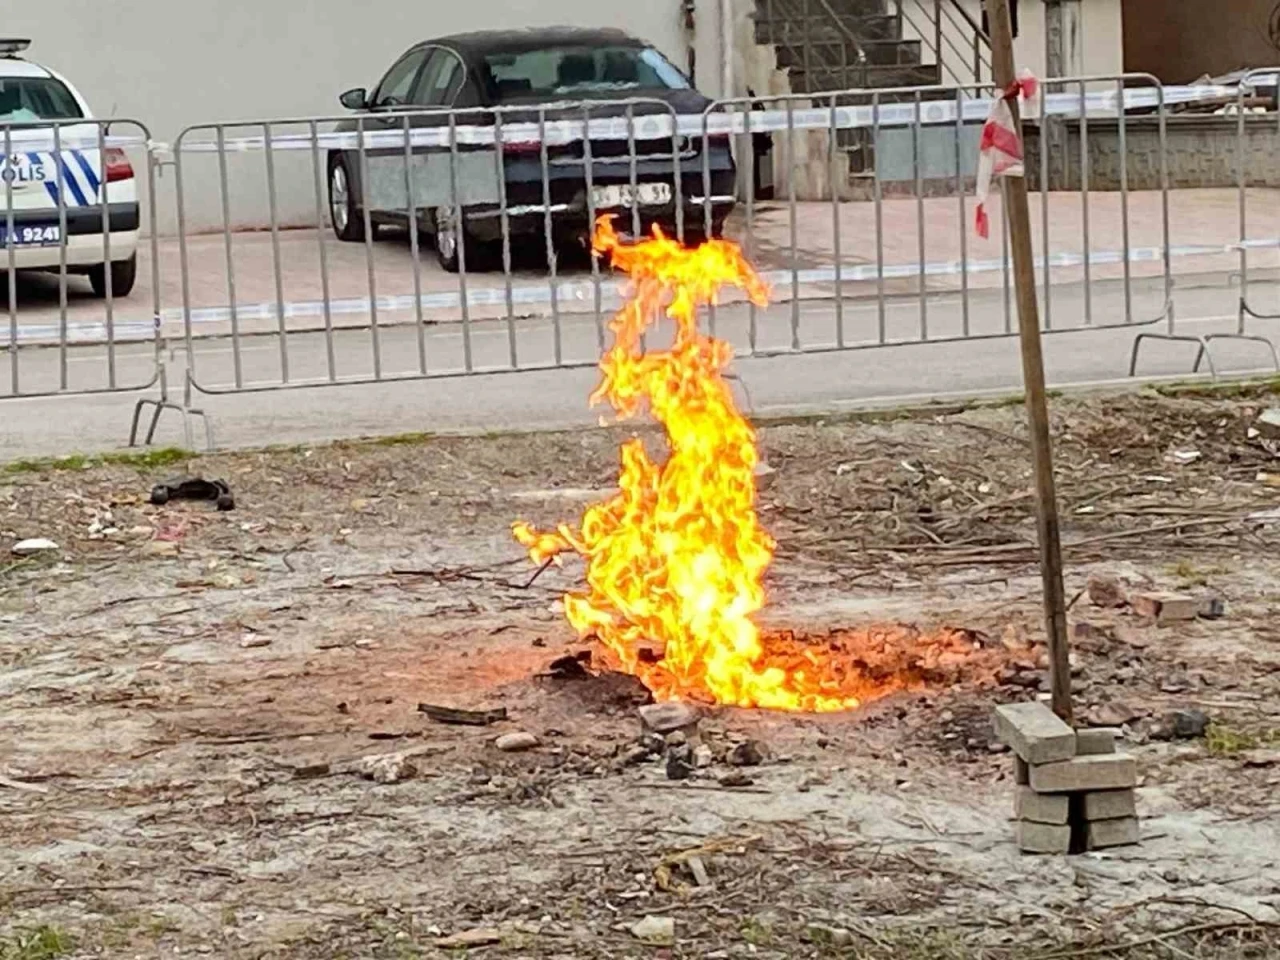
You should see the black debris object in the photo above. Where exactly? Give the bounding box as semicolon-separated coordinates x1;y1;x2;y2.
544;651;593;680
150;477;235;511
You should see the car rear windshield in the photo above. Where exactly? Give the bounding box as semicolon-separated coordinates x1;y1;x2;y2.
0;77;84;123
482;45;690;102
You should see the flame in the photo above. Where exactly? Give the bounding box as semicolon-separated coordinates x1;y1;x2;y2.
513;217;859;712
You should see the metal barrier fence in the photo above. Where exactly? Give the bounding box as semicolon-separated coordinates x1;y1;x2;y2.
1130;68;1280;378
5;73;1280;453
0;118;211;447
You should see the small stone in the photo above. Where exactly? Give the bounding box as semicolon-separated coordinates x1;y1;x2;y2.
1014;786;1069;825
753;461;777;492
804;924;853;947
718;771;754;788
1164;708;1209;740
630;915;675;946
143;540;180;558
727;740;765;767
1132;592;1199;623
1083;789;1137;821
1087;575;1127;608
666;744;694;781
1076;727;1120;756
1086;816;1140;850
1017;820;1071;855
495;732;539;753
1256;407;1280;440
993;701;1076;764
1090;701;1142;727
638;702;700;735
240;634;271;649
11;538;59;557
1030;754;1137;793
355;753;418;784
693;744;714;768
1200;597;1227;620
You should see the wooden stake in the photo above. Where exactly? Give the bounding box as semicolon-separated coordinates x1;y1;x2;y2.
984;0;1073;723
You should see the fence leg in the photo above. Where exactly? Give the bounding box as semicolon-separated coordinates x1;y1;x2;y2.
127;356;216;453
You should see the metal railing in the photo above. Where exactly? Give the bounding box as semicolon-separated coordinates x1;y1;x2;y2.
899;0;992;86
1131;67;1280;377
7;73;1277;454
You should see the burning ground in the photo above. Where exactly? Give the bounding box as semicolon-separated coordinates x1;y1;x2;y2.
3;388;1280;958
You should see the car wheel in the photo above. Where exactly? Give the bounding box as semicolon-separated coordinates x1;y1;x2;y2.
88;254;137;298
434;205;466;273
328;157;366;243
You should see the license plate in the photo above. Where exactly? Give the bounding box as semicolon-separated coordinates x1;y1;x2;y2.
591;182;672;210
0;224;62;247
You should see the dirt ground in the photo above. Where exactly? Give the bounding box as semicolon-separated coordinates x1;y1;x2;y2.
3;387;1280;959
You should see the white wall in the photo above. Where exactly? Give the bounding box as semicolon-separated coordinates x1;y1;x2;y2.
6;1;690;232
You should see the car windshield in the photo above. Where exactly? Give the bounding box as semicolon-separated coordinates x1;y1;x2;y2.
0;77;84;123
482;45;689;102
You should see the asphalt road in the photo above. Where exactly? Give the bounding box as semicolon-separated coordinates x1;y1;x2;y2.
2;271;1278;460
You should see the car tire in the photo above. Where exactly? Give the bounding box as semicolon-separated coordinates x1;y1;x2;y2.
88;254;137;298
434;205;470;273
328;156;366;243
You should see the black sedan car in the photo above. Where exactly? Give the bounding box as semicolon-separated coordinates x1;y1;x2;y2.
328;27;737;271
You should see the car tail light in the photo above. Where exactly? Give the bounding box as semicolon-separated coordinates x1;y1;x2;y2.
104;147;134;183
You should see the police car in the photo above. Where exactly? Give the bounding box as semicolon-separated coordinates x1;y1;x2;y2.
0;39;139;297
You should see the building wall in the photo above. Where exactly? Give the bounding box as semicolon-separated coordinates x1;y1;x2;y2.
1122;0;1280;83
953;0;1125;80
6;0;694;232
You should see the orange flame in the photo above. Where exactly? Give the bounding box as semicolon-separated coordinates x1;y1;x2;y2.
513;217;859;712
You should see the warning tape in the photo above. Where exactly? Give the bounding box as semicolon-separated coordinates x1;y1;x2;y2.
174;83;1238;154
8;237;1275;347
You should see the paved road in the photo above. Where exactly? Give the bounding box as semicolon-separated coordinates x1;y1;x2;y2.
3;269;1278;460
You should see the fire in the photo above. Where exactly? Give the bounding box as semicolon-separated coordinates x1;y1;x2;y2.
513;217;859;712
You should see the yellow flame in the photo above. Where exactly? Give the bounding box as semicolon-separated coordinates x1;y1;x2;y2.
514;217;860;712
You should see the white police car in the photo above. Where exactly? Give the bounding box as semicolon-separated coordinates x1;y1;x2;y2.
0;39;139;297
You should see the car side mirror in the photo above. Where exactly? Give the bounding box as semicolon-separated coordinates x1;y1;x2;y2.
340;88;369;111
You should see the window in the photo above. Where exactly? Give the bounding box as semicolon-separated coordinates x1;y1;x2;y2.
481;45;689;102
414;49;465;106
0;77;84;122
374;51;428;107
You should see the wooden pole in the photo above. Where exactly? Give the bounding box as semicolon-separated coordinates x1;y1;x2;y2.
984;0;1073;723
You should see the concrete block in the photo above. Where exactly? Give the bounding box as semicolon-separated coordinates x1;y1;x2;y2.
1083;789;1136;821
1029;754;1137;793
1076;728;1120;756
1132;592;1199;623
1086;816;1140;850
1017;820;1071;854
1015;786;1069;825
993;701;1077;765
1015;756;1030;785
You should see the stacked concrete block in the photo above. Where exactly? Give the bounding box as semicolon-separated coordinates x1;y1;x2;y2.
994;702;1139;855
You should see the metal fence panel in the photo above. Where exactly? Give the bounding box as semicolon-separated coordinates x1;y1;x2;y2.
0;118;163;403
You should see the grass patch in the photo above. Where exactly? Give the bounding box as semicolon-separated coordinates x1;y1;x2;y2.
3;447;192;476
1206;723;1280;756
0;926;73;960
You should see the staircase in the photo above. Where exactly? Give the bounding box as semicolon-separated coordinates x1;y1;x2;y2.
752;0;993;180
